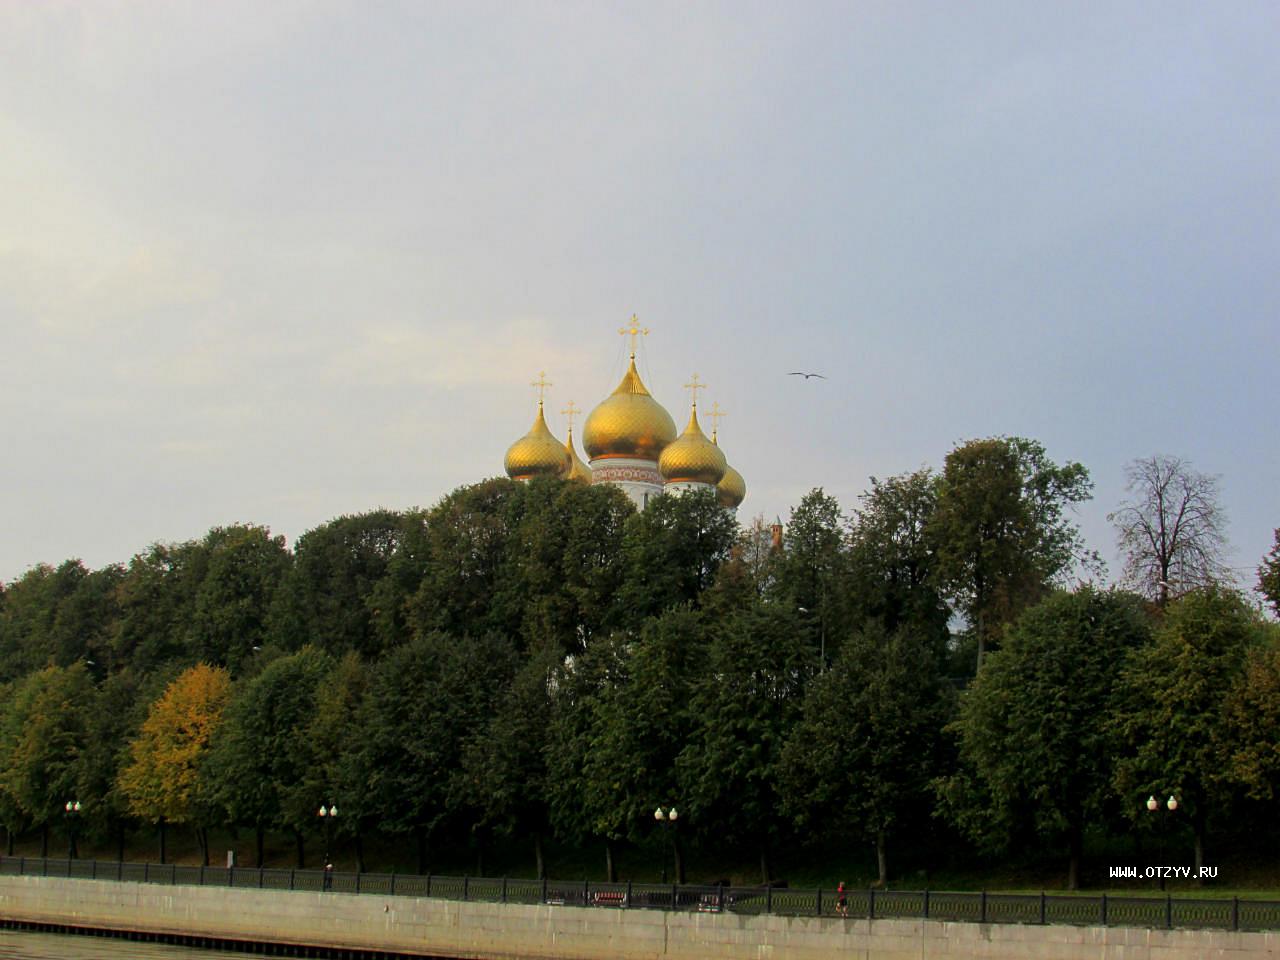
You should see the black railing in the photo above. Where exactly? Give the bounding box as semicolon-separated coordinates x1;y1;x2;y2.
3;855;1279;932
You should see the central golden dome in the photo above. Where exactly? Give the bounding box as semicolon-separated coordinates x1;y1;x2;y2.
659;404;726;485
582;359;677;461
505;405;571;480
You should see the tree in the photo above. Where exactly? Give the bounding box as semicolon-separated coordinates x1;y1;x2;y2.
0;664;97;857
773;489;847;663
939;588;1149;888
929;436;1098;671
846;469;950;644
547;608;707;882
203;648;334;867
780;620;950;885
1111;585;1260;875
1109;455;1230;605
676;593;814;884
1258;529;1280;617
188;525;291;674
1222;627;1280;803
618;487;738;619
117;663;232;865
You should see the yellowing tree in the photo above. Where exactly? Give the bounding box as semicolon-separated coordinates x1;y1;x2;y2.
117;663;231;862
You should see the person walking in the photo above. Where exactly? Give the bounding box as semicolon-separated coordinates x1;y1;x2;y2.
836;881;848;917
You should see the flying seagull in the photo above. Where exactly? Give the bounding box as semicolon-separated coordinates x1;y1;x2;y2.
788;371;827;380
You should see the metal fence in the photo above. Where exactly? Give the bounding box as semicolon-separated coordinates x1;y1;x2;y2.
4;855;1279;932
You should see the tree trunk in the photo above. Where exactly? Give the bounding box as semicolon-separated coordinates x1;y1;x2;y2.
116;821;126;863
355;832;365;874
474;830;485;877
760;846;772;886
294;829;305;869
534;831;546;881
40;824;48;859
674;831;685;885
415;825;428;875
5;825;13;856
196;826;209;867
975;608;986;673
255;824;265;868
1193;808;1206;882
605;839;617;883
1067;821;1083;891
158;819;166;865
876;830;888;887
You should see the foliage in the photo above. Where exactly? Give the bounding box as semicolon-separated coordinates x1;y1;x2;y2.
117;663;232;826
938;588;1149;888
780;620;951;884
929;437;1098;669
1223;628;1280;802
773;489;848;660
676;593;814;882
0;665;97;830
1109;455;1230;603
1258;529;1280;617
1111;585;1261;870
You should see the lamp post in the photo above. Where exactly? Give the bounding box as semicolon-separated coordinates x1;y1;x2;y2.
1146;794;1178;890
64;800;81;860
654;806;680;884
318;803;338;880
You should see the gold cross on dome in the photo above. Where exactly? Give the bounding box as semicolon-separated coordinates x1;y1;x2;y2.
709;401;726;440
561;400;581;434
618;315;649;359
530;371;552;406
684;373;707;408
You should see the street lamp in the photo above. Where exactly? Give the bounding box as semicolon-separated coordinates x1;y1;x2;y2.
64;800;81;860
317;803;338;882
654;806;680;884
1145;794;1178;890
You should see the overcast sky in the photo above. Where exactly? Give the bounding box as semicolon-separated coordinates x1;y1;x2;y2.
2;1;1276;594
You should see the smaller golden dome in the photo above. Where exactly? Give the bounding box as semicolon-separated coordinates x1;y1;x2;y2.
718;462;746;508
564;429;592;484
505;404;571;480
659;404;726;485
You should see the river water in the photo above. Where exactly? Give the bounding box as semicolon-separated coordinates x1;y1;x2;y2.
0;929;275;959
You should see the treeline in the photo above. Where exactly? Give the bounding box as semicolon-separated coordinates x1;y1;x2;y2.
1;438;1278;889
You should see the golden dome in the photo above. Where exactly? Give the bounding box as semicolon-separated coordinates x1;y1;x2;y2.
659;404;726;485
718;462;746;507
564;428;592;484
505;404;571;480
582;359;677;461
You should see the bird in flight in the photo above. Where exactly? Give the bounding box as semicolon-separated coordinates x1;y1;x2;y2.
788;371;827;380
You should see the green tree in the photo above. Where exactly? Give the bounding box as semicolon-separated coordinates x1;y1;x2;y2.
462;645;561;878
1223;627;1280;803
270;510;420;659
203;647;333;867
547;609;707;882
929;436;1098;671
780;621;950;885
846;469;950;644
1111;585;1261;875
773;489;848;663
618;488;737;619
0;560;105;681
939;588;1149;888
0;664;98;856
111;541;205;677
117;663;232;865
676;594;814;884
189;525;291;674
354;631;515;873
1258;528;1280;617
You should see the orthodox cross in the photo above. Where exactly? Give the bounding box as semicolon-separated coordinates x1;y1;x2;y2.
531;371;552;408
708;401;726;442
684;373;707;409
561;400;581;436
618;315;649;359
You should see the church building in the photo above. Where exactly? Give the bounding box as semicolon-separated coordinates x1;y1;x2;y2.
502;319;746;511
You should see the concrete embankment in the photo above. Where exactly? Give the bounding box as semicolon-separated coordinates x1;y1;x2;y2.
2;874;1278;959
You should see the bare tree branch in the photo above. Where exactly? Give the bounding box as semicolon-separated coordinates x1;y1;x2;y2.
1108;455;1231;603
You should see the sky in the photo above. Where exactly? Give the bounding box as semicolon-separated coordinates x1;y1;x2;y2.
2;1;1276;595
